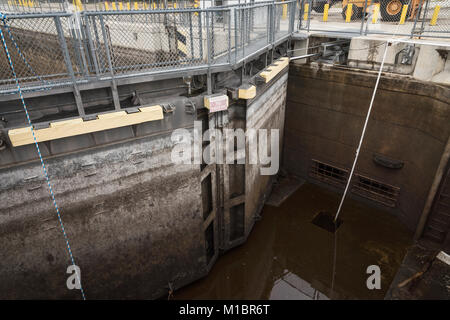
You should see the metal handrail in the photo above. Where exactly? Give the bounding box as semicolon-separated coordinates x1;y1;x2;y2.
0;0;297;96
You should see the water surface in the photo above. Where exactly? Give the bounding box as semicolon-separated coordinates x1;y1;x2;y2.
174;182;412;299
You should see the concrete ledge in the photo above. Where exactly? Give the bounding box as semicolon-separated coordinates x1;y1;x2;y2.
259;57;290;83
238;84;256;100
8;105;164;147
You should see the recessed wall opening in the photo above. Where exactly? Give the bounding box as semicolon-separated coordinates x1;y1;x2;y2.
229;162;245;199
201;115;210;171
309;159;348;187
205;222;215;265
202;173;213;220
352;174;400;208
230;203;245;242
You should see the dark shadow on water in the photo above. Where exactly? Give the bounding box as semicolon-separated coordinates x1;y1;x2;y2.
174;182;413;300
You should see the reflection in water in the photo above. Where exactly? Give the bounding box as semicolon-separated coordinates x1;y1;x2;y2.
269;271;329;300
174;183;412;300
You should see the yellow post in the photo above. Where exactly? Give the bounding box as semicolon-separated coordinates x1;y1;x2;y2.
105;1;109;10
323;3;329;22
345;3;353;22
28;0;33;7
303;3;309;21
282;0;287;20
430;5;441;26
119;1;123;10
372;3;379;24
72;0;82;11
399;5;408;24
18;0;22;6
134;1;138;9
127;1;130;10
174;2;177;8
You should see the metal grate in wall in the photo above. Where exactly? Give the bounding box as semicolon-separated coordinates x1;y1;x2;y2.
309;159;348;187
352;174;400;208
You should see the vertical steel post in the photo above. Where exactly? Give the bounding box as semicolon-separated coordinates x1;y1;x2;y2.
307;0;311;32
99;14;121;110
360;0;368;35
211;9;215;59
84;15;100;78
290;1;295;33
419;0;430;37
199;9;204;62
271;2;275;62
206;10;212;95
228;9;231;64
189;11;194;60
235;8;238;63
54;16;85;117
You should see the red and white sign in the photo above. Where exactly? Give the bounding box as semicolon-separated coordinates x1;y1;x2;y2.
205;95;229;113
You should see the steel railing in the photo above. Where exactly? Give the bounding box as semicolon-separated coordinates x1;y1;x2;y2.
0;0;297;94
298;0;450;38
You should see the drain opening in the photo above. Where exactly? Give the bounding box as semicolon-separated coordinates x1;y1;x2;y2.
309;159;348;187
352;174;400;208
312;211;343;233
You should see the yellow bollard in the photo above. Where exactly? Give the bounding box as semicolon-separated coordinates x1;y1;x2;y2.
119;2;123;10
18;0;22;6
282;1;287;20
74;0;83;11
399;5;408;24
345;3;353;22
323;3;329;22
127;2;130;10
174;2;177;8
303;3;309;21
430;5;441;26
105;1;109;10
372;3;379;24
112;2;117;10
28;0;33;7
134;1;138;10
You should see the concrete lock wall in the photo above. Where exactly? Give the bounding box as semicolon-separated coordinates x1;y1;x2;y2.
284;63;450;232
0;131;207;299
0;70;288;298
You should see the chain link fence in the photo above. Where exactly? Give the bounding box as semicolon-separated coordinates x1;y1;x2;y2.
0;0;196;14
298;0;450;37
0;1;296;94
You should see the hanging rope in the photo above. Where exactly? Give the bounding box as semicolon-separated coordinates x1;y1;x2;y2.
0;12;86;300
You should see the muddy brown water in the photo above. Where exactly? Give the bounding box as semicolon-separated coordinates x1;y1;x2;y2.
174;182;412;300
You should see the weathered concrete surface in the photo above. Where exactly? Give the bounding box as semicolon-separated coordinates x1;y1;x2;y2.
243;72;288;242
348;39;450;85
385;241;450;300
0;130;207;299
284;63;450;231
0;67;289;299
